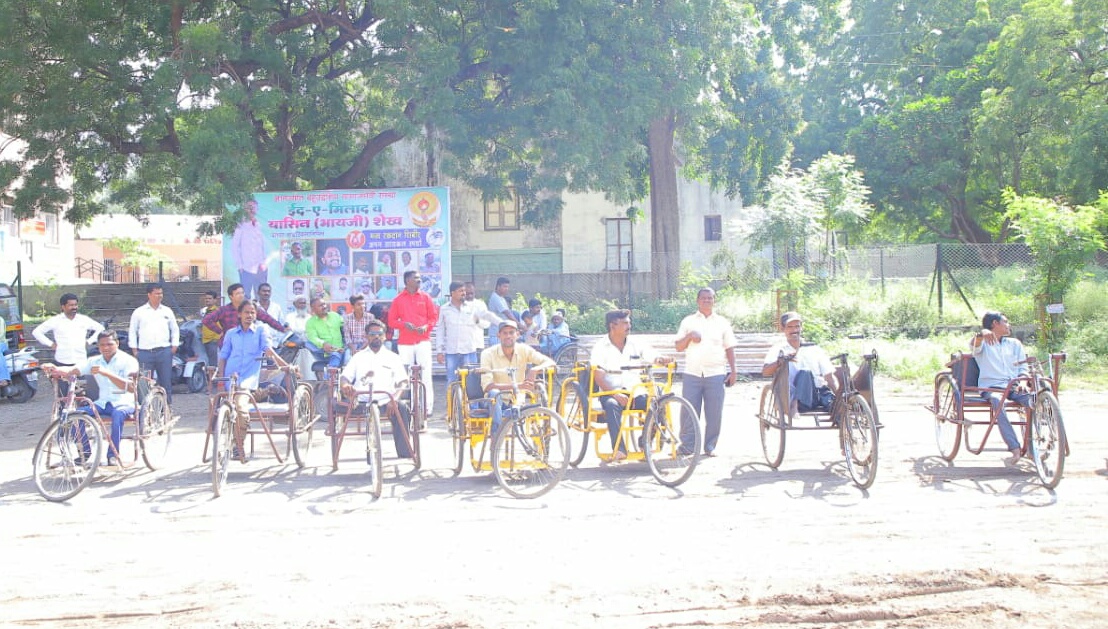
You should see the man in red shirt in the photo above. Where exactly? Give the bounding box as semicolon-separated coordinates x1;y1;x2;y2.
388;270;439;417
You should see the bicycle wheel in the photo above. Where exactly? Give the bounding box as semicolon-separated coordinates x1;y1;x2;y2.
291;383;314;468
365;404;383;498
843;395;879;489
400;402;421;471
558;381;591;468
211;404;234;498
409;379;427;433
758;385;786;469
933;374;961;462
643;395;702;488
492;407;570;499
33;413;102;502
140;388;173;470
449;383;466;476
1030;391;1065;489
553;343;579;383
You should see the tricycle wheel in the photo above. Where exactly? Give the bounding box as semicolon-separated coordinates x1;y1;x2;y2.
33;414;102;502
758;385;786;469
558;381;591;468
1030;391;1065;489
643;395;701;487
933;374;961;461
843;395;879;490
492;407;569;499
140;388;173;470
365;404;383;499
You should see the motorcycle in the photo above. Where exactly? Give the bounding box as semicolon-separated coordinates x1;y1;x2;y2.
278;330;331;380
172;319;209;393
1;346;41;404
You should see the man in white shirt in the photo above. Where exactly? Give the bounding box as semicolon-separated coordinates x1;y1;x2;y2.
675;288;737;456
436;281;493;386
589;309;670;459
33;293;104;367
44;331;140;467
254;282;285;345
129;284;180;404
464;281;498;349
340;320;413;459
971;310;1031;466
762;311;837;417
487;277;517;346
286;296;311;334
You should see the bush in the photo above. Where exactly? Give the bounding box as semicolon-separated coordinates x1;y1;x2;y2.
1063;279;1108;323
880;293;936;338
1065;323;1108;369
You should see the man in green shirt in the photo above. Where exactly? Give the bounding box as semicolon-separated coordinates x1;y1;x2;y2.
282;241;313;276
305;297;344;370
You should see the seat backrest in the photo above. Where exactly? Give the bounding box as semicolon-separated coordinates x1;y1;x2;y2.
463;368;485;402
952;354;980;390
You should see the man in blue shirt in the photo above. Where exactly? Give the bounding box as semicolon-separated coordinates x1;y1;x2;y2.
217;301;288;461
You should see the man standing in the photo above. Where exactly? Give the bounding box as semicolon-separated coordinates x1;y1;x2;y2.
282;241;312;276
202;283;287;349
232;199;268;299
340;320;414;460
128;284;180;404
216;301;287;462
305;297;345;372
388;270;439;415
286;296;311;334
198;290;221;365
464;281;499;349
436;281;488;386
43;331;140;468
479;321;556;435
487;277;517;345
762;312;837;417
254;282;285;346
33;293;104;369
972;310;1032;466
674;288;737;457
590;310;669;459
342;294;375;361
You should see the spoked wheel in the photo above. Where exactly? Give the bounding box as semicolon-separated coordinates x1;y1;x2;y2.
140;388;173;470
558;381;591;468
33;414;103;502
492;407;570;499
397;402;421;471
448;383;467;477
553;343;579;385
933;374;961;462
1030;391;1066;489
211;404;234;498
842;395;879;489
643;395;702;488
365;404;383;499
331;409;347;471
291;383;314;468
758;385;786;469
409;379;427;433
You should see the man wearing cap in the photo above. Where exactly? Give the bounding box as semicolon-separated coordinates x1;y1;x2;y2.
675;287;737;457
762;311;837;416
479;320;556;436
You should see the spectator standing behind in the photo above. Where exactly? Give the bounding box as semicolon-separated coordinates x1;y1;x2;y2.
342;294;375;361
436;281;484;386
286;296;311;334
674;288;737;457
254;282;285;346
971;310;1032;466
487;276;517;345
128;284;180;404
541;309;572;355
464;281;499;349
282;241;313;276
340;319;414;459
32;292;104;368
762;311;837;418
388;270;439;415
43;331;140;469
526;298;546;332
479;321;556;436
305;297;345;371
232;199;268;299
198;290;221;364
203;283;287;349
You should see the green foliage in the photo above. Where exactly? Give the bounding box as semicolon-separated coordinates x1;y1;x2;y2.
102;237;175;272
1004;192;1106;302
1063;280;1108;323
880;293;937;339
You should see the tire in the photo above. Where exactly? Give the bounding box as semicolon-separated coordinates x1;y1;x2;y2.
553;343;579;383
8;374;36;403
643;395;702;488
410;379;427;433
140;388;173;470
211;404;234;498
33;413;102;502
331;405;347;471
397;402;421;471
1030;391;1065;489
365;404;383;499
933;374;961;462
843;395;879;489
187;366;207;394
758;385;786;469
291;383;314;468
492;407;569;499
557;381;591;468
449;382;466;477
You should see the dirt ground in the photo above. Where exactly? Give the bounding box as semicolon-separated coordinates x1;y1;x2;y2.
1;375;1106;628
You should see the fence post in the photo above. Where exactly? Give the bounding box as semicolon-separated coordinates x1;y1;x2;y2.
879;247;885;299
626;251;632;308
936;243;943;318
15;261;24;319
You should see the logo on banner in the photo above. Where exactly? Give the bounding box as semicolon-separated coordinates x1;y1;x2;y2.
409;192;441;227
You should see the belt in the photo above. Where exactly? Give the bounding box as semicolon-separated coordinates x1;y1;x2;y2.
138;346;171;351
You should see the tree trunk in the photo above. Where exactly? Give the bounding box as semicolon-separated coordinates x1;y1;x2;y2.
647;112;680;299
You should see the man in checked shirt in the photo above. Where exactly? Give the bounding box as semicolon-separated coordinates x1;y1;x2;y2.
203;283;288;350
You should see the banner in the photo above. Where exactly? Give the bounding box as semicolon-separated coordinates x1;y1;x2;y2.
222;187;451;315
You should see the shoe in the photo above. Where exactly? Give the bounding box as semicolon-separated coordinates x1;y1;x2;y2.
703;450;716;458
1003;449;1021;467
101;459;120;472
232;446;250;464
602;450;628;465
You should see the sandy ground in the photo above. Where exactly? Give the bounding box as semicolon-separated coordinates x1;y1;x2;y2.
1;375;1107;628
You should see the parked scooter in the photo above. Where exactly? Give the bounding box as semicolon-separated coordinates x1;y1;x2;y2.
173;318;209;393
1;346;41;404
278;330;331;380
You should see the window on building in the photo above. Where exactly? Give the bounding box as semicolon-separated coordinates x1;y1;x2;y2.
704;215;722;241
605;218;633;270
43;212;60;246
1;206;15;238
484;189;520;231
